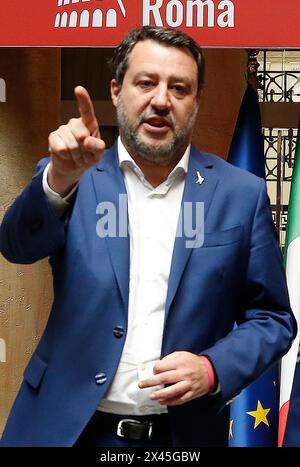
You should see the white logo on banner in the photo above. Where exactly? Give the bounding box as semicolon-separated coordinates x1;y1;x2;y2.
0;78;6;102
54;0;234;29
55;0;126;28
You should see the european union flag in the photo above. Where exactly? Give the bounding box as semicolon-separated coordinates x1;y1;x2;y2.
227;84;279;446
227;84;265;178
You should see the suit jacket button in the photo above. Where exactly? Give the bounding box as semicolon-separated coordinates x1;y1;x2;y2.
113;326;125;338
95;373;107;385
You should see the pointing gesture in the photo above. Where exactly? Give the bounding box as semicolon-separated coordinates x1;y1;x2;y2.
75;86;100;138
48;86;106;196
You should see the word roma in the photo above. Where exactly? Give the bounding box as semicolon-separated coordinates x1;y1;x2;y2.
143;0;235;28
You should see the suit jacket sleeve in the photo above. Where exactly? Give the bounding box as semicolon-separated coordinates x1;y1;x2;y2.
0;158;67;264
203;178;297;404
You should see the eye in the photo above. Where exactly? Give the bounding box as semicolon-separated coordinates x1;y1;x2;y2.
171;85;188;96
138;80;155;89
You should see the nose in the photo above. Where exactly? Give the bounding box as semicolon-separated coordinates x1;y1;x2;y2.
150;84;171;111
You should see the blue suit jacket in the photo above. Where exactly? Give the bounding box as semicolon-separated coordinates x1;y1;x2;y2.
0;144;296;446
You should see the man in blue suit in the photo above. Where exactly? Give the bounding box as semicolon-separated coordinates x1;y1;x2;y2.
0;26;296;447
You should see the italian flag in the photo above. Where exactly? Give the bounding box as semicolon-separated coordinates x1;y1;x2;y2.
278;120;300;446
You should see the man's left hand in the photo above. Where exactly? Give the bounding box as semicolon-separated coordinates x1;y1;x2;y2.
138;351;210;406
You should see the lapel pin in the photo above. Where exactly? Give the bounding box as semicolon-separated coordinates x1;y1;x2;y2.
196;171;205;185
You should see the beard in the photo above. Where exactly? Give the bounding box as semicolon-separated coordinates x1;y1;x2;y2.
116;98;199;166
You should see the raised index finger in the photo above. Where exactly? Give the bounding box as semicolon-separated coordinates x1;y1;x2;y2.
74;86;99;137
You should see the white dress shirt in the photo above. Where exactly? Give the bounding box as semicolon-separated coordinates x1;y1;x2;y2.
43;138;190;415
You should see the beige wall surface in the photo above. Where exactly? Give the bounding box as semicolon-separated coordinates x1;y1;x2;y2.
0;48;60;434
0;46;245;437
193;48;247;159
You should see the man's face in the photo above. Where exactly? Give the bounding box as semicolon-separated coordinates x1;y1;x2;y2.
111;40;200;165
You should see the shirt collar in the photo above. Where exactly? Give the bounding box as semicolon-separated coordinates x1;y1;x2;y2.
117;136;190;184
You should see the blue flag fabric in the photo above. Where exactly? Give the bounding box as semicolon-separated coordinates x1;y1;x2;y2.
227;84;265;178
229;367;279;447
227;84;279;446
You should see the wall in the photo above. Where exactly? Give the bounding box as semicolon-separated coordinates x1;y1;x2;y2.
0;48;60;434
193;48;247;158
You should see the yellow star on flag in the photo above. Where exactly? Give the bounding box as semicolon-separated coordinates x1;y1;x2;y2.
229;419;234;439
247;400;271;429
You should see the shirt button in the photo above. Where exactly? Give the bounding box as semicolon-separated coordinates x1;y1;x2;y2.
95;373;107;385
113;326;125;338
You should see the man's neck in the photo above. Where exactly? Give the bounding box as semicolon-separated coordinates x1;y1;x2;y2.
132;155;183;187
121;140;189;188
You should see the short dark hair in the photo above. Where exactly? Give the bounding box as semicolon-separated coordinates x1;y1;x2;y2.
110;26;205;94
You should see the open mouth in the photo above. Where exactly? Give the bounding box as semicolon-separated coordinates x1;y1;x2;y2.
142;116;172;133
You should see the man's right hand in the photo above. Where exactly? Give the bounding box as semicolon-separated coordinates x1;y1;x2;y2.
48;86;106;197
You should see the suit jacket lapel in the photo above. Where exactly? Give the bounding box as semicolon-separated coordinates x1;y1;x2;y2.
165;146;219;320
91;144;130;315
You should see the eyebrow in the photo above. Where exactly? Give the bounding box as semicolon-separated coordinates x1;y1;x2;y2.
133;71;194;87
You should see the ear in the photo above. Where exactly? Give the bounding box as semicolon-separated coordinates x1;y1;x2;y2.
111;79;120;108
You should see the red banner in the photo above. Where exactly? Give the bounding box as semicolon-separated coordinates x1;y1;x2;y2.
0;0;299;47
